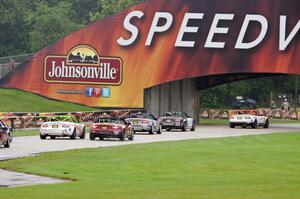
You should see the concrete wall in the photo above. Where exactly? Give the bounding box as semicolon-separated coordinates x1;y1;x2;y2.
144;79;199;123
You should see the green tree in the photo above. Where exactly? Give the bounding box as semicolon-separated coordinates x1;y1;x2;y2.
25;1;79;52
89;0;144;22
0;0;30;56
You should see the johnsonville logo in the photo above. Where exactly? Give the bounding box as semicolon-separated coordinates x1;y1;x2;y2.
44;45;122;85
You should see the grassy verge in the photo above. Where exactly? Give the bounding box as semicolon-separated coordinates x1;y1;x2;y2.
200;119;300;126
0;133;300;199
13;130;40;137
0;88;96;112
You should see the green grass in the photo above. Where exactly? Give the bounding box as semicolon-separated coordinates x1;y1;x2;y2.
1;133;300;199
0;88;96;112
13;130;39;137
200;119;300;126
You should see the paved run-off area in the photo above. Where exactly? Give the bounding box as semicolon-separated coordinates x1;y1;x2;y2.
0;123;299;187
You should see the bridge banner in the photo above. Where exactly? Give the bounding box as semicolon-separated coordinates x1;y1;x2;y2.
0;0;299;108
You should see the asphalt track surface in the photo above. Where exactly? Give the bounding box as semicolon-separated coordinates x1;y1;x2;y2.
1;123;300;161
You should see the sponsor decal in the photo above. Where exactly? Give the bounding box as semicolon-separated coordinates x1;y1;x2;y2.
44;45;122;85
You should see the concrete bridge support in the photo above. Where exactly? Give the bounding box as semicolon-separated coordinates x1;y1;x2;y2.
144;78;199;123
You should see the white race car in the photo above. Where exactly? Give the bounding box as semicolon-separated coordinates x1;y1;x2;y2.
229;111;269;129
40;116;85;139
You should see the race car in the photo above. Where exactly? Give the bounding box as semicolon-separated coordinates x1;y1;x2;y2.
159;112;196;131
90;117;134;141
40;115;85;139
0;120;13;148
125;112;161;134
229;111;269;128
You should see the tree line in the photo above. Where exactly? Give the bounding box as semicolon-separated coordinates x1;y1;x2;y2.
0;0;144;56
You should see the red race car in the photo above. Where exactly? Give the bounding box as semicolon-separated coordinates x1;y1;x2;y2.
0;120;13;148
90;117;134;141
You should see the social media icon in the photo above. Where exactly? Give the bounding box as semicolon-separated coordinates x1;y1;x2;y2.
93;88;101;97
85;87;94;97
102;88;110;98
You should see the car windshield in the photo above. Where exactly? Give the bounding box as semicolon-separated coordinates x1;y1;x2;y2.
98;118;124;124
164;112;182;117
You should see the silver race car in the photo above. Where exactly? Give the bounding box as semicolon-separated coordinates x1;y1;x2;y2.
159;112;196;131
125;112;161;134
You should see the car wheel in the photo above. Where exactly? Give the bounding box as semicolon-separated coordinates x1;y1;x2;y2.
263;119;269;129
70;129;76;140
129;130;134;141
149;126;154;135
89;133;96;140
229;123;235;128
79;127;86;139
4;139;10;148
191;122;196;131
50;136;56;139
40;134;46;140
252;120;258;129
181;123;187;132
157;125;162;134
119;131;125;141
9;131;13;143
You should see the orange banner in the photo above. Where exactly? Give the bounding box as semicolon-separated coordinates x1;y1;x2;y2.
0;0;299;108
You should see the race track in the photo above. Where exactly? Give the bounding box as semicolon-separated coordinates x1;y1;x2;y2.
1;123;299;161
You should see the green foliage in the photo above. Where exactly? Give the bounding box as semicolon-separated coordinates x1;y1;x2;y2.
89;0;144;22
0;0;144;54
0;0;29;56
25;1;79;52
1;133;300;198
200;75;300;108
